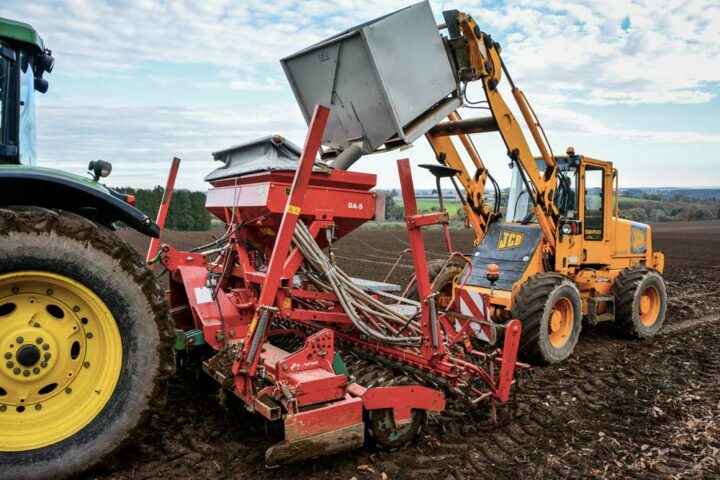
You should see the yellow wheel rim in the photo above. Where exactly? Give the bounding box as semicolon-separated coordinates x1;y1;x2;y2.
0;271;122;451
639;285;661;327
548;297;574;348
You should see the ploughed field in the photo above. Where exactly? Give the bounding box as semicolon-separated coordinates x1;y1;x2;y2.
95;221;720;479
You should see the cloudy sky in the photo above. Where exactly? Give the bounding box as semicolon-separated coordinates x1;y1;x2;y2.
4;0;720;190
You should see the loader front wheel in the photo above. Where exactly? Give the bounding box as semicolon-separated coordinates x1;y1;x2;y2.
512;273;582;365
612;268;666;338
407;259;464;307
0;207;173;480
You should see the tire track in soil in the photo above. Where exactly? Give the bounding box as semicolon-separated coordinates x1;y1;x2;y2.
101;223;720;480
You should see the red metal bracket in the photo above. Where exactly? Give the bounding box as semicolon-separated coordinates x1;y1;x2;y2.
351;384;445;425
147;157;181;267
495;319;521;402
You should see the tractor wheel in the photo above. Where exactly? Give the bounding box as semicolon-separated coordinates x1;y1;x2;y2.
612;268;666;338
407;259;464;307
367;408;425;448
511;273;582;365
0;207;174;480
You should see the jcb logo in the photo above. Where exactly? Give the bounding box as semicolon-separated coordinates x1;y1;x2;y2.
497;230;524;250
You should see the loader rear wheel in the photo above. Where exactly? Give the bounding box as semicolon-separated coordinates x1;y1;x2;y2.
0;207;174;480
512;273;582;365
612;268;666;338
367;408;425;448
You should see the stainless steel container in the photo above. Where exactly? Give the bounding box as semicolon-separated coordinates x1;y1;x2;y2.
281;1;460;156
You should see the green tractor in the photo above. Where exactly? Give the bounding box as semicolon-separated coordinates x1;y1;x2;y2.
0;18;174;479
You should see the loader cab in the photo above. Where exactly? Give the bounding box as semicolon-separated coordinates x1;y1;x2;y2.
505;150;616;267
506;154;580;223
0;17;53;165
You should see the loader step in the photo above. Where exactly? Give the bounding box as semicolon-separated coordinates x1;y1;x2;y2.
587;295;615;325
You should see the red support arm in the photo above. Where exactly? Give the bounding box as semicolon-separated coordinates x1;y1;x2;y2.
147;156;180;267
397;159;445;358
238;105;330;376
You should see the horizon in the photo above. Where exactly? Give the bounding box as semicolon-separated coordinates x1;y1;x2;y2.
4;0;719;190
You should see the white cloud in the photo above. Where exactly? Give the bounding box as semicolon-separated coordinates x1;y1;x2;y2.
4;0;719;190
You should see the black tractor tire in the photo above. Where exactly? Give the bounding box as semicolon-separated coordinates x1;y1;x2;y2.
511;273;582;365
0;207;174;480
612;268;666;338
407;259;464;304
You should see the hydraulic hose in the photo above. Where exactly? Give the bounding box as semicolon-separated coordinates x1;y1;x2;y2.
292;221;421;346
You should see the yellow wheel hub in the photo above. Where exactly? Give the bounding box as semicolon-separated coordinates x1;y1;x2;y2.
639;285;660;327
548;297;573;348
0;271;122;451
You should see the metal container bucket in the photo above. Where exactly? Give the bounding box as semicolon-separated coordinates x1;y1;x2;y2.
281;1;460;157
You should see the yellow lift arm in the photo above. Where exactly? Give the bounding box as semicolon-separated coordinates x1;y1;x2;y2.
426;11;561;254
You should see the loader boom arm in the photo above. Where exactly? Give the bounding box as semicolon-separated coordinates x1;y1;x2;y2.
427;11;560;253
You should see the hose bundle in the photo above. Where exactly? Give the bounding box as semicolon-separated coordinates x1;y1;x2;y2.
292;221;422;347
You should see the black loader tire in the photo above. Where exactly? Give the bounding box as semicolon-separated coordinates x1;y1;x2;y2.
511;273;582;365
407;259;464;303
0;207;174;480
612;268;666;338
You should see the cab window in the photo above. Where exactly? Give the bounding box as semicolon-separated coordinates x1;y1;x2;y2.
0;52;7;143
584;167;604;240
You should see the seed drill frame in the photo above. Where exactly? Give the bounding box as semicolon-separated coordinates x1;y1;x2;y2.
157;106;523;465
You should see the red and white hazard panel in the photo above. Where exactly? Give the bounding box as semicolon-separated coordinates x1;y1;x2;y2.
457;288;496;344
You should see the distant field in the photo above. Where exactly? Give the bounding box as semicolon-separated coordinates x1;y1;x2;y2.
396;198;463;212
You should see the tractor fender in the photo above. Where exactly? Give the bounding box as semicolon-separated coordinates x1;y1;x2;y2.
0;165;160;237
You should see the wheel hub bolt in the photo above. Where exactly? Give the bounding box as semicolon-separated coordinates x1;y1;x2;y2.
40;361;48;368
83;362;90;368
65;388;72;394
46;289;53;295
32;367;40;374
22;370;30;377
12;367;20;375
11;287;19;293
35;404;42;410
0;405;6;412
35;337;43;344
86;332;93;339
44;352;51;360
42;344;49;351
16;336;24;344
3;353;10;360
5;361;12;368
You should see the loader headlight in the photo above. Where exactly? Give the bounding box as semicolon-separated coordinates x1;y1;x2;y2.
561;223;573;236
88;160;112;181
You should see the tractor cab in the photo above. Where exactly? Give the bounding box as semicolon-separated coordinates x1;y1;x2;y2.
0;17;54;165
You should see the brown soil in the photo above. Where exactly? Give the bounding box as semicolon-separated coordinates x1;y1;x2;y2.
84;221;720;479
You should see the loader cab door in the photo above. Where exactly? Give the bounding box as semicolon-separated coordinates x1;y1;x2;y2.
579;159;613;265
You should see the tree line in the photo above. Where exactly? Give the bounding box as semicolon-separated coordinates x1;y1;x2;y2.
117;186;211;231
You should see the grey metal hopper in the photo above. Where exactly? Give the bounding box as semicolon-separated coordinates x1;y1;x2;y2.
281;1;460;159
205;135;327;182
